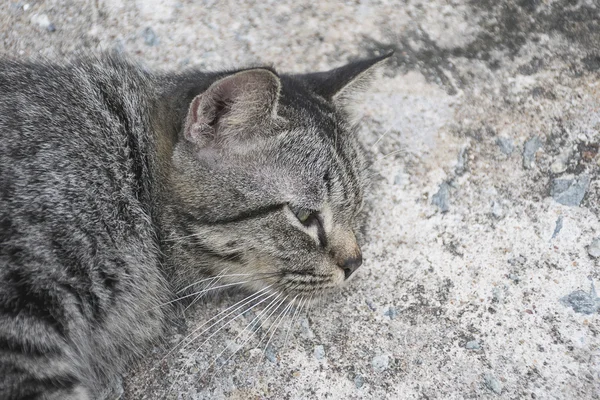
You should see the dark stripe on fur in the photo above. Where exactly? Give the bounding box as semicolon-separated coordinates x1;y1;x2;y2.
0;367;80;400
204;203;284;225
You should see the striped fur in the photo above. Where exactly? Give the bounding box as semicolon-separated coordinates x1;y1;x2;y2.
0;53;389;399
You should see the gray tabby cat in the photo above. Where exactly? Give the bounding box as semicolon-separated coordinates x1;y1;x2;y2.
0;52;390;399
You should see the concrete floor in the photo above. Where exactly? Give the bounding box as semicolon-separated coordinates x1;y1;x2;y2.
2;0;599;398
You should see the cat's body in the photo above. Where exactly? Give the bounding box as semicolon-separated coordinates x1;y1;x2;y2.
0;57;170;399
0;53;389;399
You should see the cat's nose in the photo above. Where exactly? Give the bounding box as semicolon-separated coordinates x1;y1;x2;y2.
338;253;362;280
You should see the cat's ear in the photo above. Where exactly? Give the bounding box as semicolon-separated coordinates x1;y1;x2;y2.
299;52;393;106
184;69;281;146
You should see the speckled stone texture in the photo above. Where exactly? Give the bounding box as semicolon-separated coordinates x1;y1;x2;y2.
2;1;599;399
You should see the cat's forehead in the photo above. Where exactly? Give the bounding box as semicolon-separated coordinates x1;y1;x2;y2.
278;75;338;126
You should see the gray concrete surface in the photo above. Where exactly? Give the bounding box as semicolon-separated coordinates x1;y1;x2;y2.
2;0;599;398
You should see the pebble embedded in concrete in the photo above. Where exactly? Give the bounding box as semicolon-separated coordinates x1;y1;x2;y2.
551;216;563;239
484;373;503;394
466;340;481;350
314;345;325;360
354;375;364;388
455;147;468;175
491;200;505;219
299;317;315;339
560;285;600;315
371;355;389;372
365;299;377;311
265;344;277;363
550;147;573;174
432;182;450;213
30;13;54;32
384;306;398;319
588;238;600;258
142;27;159;46
551;174;591;206
496;137;514;155
492;286;506;303
522;136;542;169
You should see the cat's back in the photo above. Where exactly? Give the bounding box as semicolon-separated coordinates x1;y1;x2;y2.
0;57;156;244
0;57;167;399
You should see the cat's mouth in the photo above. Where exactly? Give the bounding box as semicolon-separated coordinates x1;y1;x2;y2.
225;260;355;301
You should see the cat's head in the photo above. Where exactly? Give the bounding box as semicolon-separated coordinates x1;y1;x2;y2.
168;54;391;300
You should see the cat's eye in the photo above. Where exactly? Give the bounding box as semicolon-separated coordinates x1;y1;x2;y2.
289;205;317;226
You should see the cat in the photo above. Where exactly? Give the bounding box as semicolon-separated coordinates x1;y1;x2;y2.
0;51;391;400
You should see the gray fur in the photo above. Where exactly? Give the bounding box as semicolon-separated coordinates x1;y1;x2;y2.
0;53;389;399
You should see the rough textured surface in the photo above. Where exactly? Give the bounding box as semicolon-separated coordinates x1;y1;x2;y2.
2;0;599;399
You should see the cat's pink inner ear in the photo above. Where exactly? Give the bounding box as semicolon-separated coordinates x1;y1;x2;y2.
183;69;281;146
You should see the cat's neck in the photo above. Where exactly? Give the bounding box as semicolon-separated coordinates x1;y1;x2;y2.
147;73;214;286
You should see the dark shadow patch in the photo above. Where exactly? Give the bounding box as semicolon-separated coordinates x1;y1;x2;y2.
360;32;460;95
359;0;599;93
582;54;600;71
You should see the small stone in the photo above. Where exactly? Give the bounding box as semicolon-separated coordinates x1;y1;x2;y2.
551;174;590;206
354;375;364;388
550;147;572;174
466;340;481;350
112;40;126;55
550;160;567;174
522;136;542;169
455;147;468;175
142;27;159;46
371;355;389;372
365;299;377;311
314;345;325;360
484;373;503;394
23;3;30;11
432;182;450;213
30;13;53;31
588;238;600;258
491;200;505;219
265;345;277;363
560;285;600;315
551;216;563;239
492;287;505;303
507;255;526;266
384;306;398;319
299;317;314;339
496;137;514;155
508;273;520;283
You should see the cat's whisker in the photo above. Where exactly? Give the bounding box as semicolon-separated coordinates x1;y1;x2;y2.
307;292;316;316
370;125;394;150
256;295;296;367
157;293;269;372
212;295;291;377
162;286;274;363
177;271;283;296
197;293;287;381
249;296;290;373
281;296;305;352
365;148;407;171
182;275;223;312
167;291;281;396
147;280;255;312
175;273;254;294
189;291;281;358
361;147;407;176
